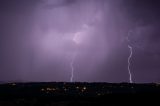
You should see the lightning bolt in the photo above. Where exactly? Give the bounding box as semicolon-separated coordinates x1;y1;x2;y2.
128;45;133;83
70;52;76;82
126;30;134;83
70;24;88;82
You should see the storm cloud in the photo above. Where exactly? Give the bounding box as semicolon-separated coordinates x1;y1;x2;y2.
0;0;160;83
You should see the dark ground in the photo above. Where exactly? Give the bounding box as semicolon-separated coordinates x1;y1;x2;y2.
0;82;160;106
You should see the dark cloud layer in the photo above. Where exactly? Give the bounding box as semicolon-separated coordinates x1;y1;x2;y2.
0;0;160;83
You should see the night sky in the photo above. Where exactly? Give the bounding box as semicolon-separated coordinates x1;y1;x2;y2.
0;0;160;83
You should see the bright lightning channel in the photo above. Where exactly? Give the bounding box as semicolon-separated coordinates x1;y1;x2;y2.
128;45;133;83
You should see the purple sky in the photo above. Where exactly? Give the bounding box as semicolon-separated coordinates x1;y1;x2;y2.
0;0;160;83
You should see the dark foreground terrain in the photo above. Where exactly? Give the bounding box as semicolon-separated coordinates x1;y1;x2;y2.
0;82;160;105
